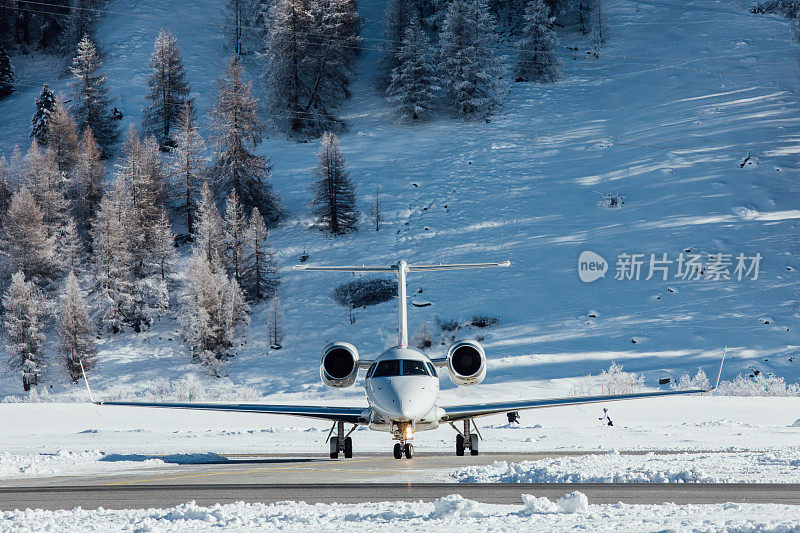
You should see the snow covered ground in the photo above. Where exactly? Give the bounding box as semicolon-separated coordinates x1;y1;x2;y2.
6;492;800;532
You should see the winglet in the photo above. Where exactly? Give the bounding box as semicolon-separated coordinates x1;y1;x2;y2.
713;346;727;391
80;359;97;404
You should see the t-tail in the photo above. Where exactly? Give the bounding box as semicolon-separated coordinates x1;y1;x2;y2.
294;260;511;347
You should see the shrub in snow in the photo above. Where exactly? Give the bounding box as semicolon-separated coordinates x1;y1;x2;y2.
470;315;499;328
599;362;644;395
569;375;594;397
556;491;589;513
413;322;434;349
436;317;461;332
172;374;207;401
600;192;625;208
715;373;800;397
671;369;710;391
332;278;396;309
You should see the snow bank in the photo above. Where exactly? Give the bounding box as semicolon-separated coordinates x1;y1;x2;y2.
6;495;800;532
0;451;226;480
454;449;800;484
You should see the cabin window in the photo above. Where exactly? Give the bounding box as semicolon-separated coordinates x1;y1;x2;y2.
366;363;376;378
402;360;430;376
426;362;437;377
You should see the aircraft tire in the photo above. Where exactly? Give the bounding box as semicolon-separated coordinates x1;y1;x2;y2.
330;436;339;459
469;434;479;456
344;437;353;458
393;442;403;459
456;434;465;456
404;443;413;459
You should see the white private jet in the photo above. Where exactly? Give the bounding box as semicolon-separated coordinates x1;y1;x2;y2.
83;260;722;460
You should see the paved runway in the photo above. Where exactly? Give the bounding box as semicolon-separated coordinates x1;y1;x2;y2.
2;452;800;510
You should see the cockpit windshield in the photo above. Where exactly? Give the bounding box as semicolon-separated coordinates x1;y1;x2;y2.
371;359;431;377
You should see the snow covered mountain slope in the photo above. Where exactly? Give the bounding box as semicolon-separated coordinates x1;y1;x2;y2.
0;0;798;405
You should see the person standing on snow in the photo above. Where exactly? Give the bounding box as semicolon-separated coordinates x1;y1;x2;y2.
600;407;613;426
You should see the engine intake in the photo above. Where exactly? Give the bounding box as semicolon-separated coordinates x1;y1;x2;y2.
447;340;487;386
320;342;359;388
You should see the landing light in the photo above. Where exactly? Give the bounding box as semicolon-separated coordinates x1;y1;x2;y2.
405;425;413;437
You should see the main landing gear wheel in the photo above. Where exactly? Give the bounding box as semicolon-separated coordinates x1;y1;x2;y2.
330;436;339;459
469;434;479;456
344;437;353;459
393;443;403;459
404;443;414;459
456;434;465;456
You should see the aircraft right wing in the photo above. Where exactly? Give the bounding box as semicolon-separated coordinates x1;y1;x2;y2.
440;387;708;422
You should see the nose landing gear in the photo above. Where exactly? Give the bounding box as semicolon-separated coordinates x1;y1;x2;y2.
392;421;415;459
393;442;413;459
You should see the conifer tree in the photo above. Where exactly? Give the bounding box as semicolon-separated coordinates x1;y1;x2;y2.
0;156;11;223
0;188;59;283
223;190;247;284
46;97;80;175
90;179;135;333
266;295;283;349
169;102;208;237
72;128;105;238
0;45;13;99
57;270;96;382
195;183;225;268
438;0;505;118
242;207;278;301
387;18;439;122
143;29;192;148
58;217;85;275
6;145;24;193
2;271;47;392
310;132;357;234
515;0;560;82
210;57;281;224
151;211;177;282
180;251;250;375
25;140;68;232
30;84;57;145
378;0;415;88
69;35;119;157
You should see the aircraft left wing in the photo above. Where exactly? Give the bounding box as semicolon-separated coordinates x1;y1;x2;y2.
93;400;369;424
440;388;708;422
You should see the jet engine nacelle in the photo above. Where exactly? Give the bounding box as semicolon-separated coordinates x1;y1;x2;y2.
320;342;360;388
446;340;487;386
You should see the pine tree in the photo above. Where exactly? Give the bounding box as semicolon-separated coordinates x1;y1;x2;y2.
369;183;383;231
378;0;415;88
242;207;278;301
0;188;59;283
57;270;96;382
169;102;208;237
143;29;192;148
265;0;360;136
180;251;250;376
71;127;105;239
2;271;47;392
0;45;13;99
195;183;225;268
69;35;119;158
210;57;281;224
438;0;505;118
223;190;247;284
515;0;560;82
227;0;246;56
30;84;57;145
310;132;357;234
0;156;11;223
90;179;135;333
25;140;68;232
387;18;439;122
58;216;85;275
266;295;283;349
151;211;176;282
46;96;80;175
66;0;99;47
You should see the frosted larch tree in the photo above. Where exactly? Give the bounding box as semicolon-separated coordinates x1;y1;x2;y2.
0;188;59;283
57;270;96;382
310;132;357;234
143;29;192;148
169;102;208;237
242;207;278;301
2;271;48;391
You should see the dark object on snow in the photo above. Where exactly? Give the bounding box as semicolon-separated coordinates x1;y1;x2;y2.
739;152;752;167
507;411;520;424
112;107;123;120
332;278;397;309
299;250;309;262
470;315;499;328
659;378;671;385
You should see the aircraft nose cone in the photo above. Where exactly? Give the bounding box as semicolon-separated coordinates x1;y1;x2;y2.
400;397;432;420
